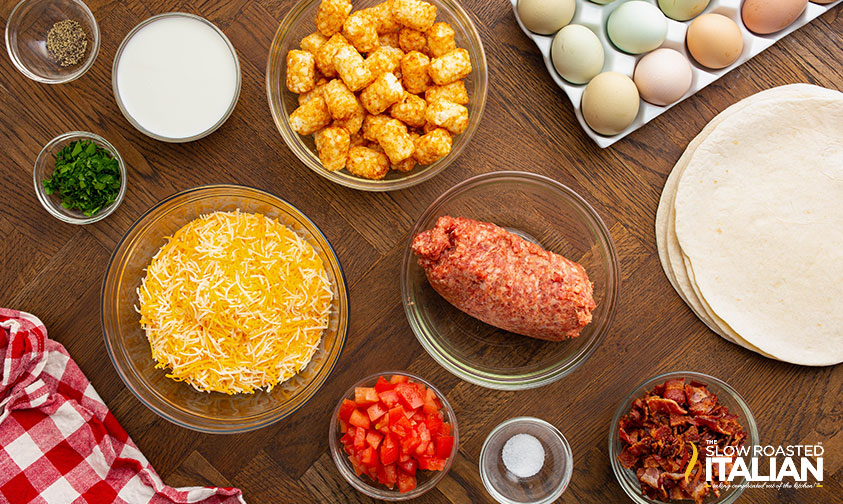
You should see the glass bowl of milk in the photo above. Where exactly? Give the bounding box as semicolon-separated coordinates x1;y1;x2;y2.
112;13;241;142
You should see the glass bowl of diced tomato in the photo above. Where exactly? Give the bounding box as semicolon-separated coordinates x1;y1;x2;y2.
328;372;458;500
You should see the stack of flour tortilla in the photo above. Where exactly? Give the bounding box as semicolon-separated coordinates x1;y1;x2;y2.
656;84;843;367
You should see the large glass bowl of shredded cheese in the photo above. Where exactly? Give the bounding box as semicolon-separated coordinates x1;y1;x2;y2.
101;185;348;433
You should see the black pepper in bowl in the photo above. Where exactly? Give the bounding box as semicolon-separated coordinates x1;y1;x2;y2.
46;19;88;67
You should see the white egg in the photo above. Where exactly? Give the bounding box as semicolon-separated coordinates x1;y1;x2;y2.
517;0;577;35
633;48;693;106
607;1;668;54
552;25;604;84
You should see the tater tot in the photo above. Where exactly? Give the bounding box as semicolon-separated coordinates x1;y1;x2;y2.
366;47;403;78
392;157;416;172
290;95;332;135
398;27;427;54
315;33;349;77
323;79;359;120
413;127;452;164
316;0;352;36
400;51;431;94
429;48;472;85
425;80;469;105
349;130;366;147
392;0;437;32
346;146;390;179
377;118;415;163
333;99;366;134
301;32;329;54
380;32;400;49
363;114;390;141
360;72;404;115
298;78;328;106
427;22;456;58
286;50;316;94
365;1;401;34
315;126;351;171
425;99;469;134
389;92;427;128
333;45;374;91
343;11;379;53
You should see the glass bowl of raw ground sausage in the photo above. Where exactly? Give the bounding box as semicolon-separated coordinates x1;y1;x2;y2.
267;0;488;191
401;171;620;390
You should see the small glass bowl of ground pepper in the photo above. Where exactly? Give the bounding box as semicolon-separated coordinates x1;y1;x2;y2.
34;131;126;224
5;0;100;84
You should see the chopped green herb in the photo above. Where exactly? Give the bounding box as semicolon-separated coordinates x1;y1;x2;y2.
43;139;121;217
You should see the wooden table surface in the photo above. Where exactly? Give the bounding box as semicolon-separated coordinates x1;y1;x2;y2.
2;1;842;503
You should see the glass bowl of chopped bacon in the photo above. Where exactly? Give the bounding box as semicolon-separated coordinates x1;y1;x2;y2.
609;372;759;504
328;372;458;500
101;185;349;433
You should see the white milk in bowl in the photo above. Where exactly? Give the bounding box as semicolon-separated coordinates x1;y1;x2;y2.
114;13;240;142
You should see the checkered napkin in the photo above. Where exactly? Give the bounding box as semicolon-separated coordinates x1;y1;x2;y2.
0;308;245;504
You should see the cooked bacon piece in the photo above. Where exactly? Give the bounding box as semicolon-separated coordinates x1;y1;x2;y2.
686;381;717;415
617;378;747;504
663;378;686;404
647;396;688;416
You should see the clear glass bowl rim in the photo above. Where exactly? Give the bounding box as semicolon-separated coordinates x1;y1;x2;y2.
5;0;101;84
608;370;760;504
400;170;621;390
265;0;488;192
100;184;349;433
33;130;127;224
479;416;574;504
111;12;242;143
328;370;459;501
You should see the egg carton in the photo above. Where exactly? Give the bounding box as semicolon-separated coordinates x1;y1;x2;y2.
510;0;843;148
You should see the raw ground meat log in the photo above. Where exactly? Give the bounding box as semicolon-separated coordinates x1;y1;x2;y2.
411;216;596;341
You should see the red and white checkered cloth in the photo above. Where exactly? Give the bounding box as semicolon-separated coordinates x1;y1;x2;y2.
0;308;246;504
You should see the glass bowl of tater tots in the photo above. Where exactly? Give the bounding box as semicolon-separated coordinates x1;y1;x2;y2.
267;0;488;191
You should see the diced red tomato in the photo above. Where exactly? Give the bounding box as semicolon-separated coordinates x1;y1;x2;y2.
378;389;399;407
396;383;425;411
354;387;379;405
423;388;439;415
382;463;397;487
349;455;364;476
390;374;409;385
348;409;370;429
338;399;356;422
353;425;366;450
380;434;399;465
374;416;390;435
375;376;394;393
400;428;420;454
359;446;378;467
339;375;452;492
367;402;388;422
435;436;454;459
397;472;417;493
366;431;383;450
418;456;446;471
398;458;417;476
415;422;431;455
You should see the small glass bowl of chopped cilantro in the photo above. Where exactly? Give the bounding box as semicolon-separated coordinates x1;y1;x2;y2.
34;131;126;224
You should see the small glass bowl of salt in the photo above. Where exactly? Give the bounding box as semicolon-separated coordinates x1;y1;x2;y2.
479;417;573;504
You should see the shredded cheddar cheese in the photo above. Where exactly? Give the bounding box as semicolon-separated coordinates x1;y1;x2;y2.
136;210;333;394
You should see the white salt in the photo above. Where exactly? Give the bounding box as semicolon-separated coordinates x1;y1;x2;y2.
501;433;545;478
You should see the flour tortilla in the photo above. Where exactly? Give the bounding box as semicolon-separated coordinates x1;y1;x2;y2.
656;85;835;356
672;94;843;366
656;85;842;362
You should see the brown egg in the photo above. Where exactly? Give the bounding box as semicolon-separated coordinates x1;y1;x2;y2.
686;14;744;70
742;0;808;34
